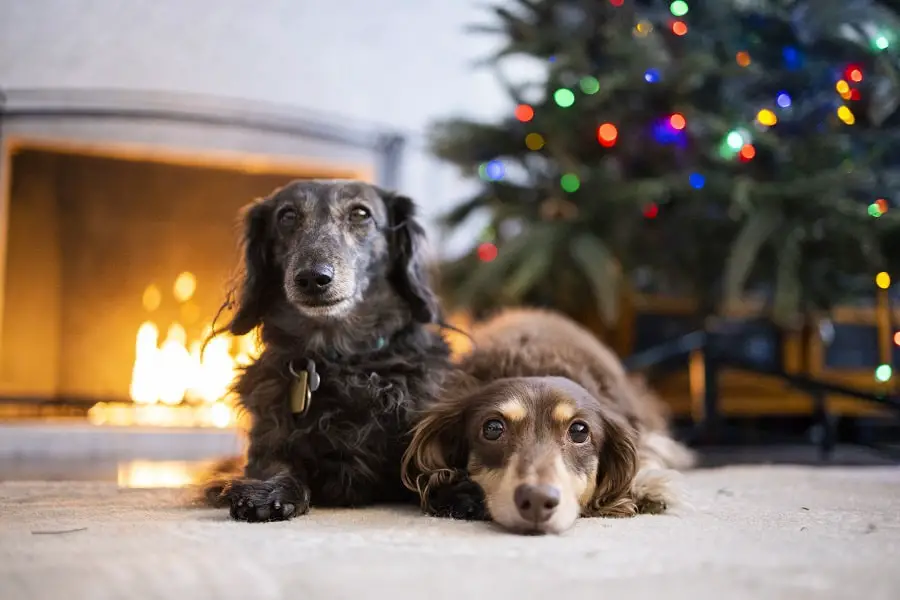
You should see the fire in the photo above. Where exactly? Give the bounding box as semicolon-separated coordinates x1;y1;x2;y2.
89;272;261;429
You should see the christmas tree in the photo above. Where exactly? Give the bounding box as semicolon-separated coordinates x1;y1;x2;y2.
432;0;900;329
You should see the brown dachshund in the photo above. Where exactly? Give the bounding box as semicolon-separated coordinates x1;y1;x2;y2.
402;308;694;534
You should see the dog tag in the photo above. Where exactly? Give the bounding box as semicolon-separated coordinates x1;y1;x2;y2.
290;372;312;416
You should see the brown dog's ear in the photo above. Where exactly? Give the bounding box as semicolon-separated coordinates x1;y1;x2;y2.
586;407;640;518
227;199;276;336
379;189;441;324
400;395;470;507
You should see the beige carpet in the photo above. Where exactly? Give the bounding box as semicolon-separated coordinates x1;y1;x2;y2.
1;465;899;600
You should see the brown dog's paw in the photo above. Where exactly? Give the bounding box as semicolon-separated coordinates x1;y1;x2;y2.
426;478;489;521
223;479;311;523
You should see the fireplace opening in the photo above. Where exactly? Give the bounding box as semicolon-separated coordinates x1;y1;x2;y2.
0;141;365;427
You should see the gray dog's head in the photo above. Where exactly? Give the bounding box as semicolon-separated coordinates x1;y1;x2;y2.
224;180;439;337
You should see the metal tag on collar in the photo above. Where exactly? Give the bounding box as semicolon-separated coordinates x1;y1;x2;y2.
289;359;320;417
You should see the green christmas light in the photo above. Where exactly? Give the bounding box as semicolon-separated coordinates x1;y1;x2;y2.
560;173;581;192
554;88;576;107
874;35;890;51
726;130;745;150
875;364;893;383
869;203;883;218
670;1;689;17
579;76;600;95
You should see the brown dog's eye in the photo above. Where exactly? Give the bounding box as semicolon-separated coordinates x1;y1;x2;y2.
568;421;589;444
482;419;505;441
349;206;371;223
277;208;298;229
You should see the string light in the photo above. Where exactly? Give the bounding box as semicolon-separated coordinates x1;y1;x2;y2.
726;130;746;150
671;21;688;36
894;331;900;347
554;89;575;107
689;173;705;189
776;92;792;108
669;113;687;130
875;364;893;383
739;144;756;161
782;46;801;70
874;35;890;50
670;1;689;17
869;199;889;217
479;160;505;181
477;242;498;263
756;109;777;126
635;21;653;37
515;104;534;122
836;80;850;95
525;133;545;151
876;272;891;289
609;0;624;6
643;203;659;218
850;89;861;101
846;66;863;83
644;69;660;83
837;105;855;125
580;76;600;94
736;51;751;67
560;173;581;193
597;123;618;147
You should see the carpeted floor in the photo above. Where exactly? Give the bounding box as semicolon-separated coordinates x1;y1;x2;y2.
1;465;899;600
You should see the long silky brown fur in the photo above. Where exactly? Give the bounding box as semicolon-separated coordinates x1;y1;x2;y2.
402;307;694;520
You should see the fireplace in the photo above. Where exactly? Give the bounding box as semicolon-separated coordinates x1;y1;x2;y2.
0;89;401;432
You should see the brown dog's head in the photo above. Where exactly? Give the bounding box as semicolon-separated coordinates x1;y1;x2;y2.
402;376;639;534
221;180;439;341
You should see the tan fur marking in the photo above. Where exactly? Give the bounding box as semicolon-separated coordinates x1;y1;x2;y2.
498;398;527;422
551;402;576;423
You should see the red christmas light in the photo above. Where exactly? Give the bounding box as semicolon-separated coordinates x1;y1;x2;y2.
477;242;498;262
669;113;686;130
845;65;863;83
877;198;889;214
671;21;688;36
609;0;624;6
850;88;861;101
739;144;756;161
643;203;659;218
894;331;900;346
515;104;534;122
597;123;618;147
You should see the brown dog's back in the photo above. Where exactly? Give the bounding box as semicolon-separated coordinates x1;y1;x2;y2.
458;308;671;434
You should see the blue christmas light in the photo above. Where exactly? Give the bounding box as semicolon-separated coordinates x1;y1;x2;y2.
644;68;660;83
776;92;792;108
689;173;706;189
652;118;686;146
485;160;505;181
782;46;801;70
549;55;556;63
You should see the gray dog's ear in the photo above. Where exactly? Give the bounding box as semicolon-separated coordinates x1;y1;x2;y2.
228;199;275;336
379;189;441;324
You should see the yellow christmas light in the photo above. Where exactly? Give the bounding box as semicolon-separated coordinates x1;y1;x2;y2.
837;105;855;125
876;272;891;289
836;80;850;95
756;109;777;126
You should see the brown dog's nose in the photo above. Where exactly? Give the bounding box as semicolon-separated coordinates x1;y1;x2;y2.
295;265;334;293
514;483;561;523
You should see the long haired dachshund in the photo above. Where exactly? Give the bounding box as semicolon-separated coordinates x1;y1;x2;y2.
202;180;451;521
401;308;694;534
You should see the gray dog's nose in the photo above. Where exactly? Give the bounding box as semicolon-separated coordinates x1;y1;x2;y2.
514;483;561;523
295;265;334;293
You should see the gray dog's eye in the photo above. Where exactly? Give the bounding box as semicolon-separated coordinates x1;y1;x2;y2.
277;208;298;228
349;206;372;223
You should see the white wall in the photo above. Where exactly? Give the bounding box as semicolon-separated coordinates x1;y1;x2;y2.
0;0;542;256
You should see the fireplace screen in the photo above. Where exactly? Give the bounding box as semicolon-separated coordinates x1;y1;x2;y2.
0;145;354;427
